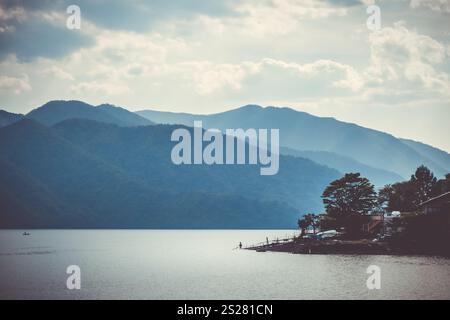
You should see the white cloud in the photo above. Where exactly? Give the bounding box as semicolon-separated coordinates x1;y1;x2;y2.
177;61;247;95
41;65;74;81
364;22;450;96
194;0;348;37
70;81;131;95
0;5;26;23
259;58;364;91
0;4;26;33
0;75;31;94
410;0;450;13
146;57;364;96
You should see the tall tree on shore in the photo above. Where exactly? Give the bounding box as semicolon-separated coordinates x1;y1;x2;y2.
377;184;394;212
410;165;437;207
388;181;417;212
298;213;319;235
322;173;377;220
298;218;309;236
384;181;417;212
305;214;318;234
378;166;442;212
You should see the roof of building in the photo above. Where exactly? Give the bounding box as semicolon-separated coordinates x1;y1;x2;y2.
419;191;450;206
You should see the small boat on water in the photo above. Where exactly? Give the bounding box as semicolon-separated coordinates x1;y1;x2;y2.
22;232;30;236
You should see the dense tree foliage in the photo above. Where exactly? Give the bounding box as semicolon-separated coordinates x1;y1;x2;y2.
319;173;377;236
297;213;319;235
410;165;437;207
379;165;448;212
299;166;449;245
322;173;377;218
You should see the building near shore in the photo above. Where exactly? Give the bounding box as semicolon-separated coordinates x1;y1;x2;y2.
419;192;450;215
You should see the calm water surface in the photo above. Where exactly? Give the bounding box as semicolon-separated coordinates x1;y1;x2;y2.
0;230;449;299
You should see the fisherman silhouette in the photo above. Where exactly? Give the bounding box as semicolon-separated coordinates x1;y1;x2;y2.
239;242;242;249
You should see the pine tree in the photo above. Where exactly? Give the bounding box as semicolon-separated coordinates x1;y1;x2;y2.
322;173;377;219
410;165;437;207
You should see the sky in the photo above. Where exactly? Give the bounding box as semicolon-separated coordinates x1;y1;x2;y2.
0;0;449;151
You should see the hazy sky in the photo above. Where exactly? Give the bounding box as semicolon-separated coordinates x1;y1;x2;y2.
0;0;449;151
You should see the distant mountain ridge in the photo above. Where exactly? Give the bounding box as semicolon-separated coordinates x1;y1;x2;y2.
26;100;154;127
0;110;24;128
399;138;450;175
280;147;403;187
3;100;448;185
96;104;155;126
137;105;450;181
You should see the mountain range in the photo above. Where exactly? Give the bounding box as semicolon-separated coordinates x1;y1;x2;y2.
1;100;449;229
0;102;339;228
137;105;450;182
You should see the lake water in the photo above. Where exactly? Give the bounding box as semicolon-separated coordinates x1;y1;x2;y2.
0;230;449;300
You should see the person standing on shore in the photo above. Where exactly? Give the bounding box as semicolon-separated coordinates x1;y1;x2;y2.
239;242;242;249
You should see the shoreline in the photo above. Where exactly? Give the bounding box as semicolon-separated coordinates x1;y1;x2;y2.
246;238;450;257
